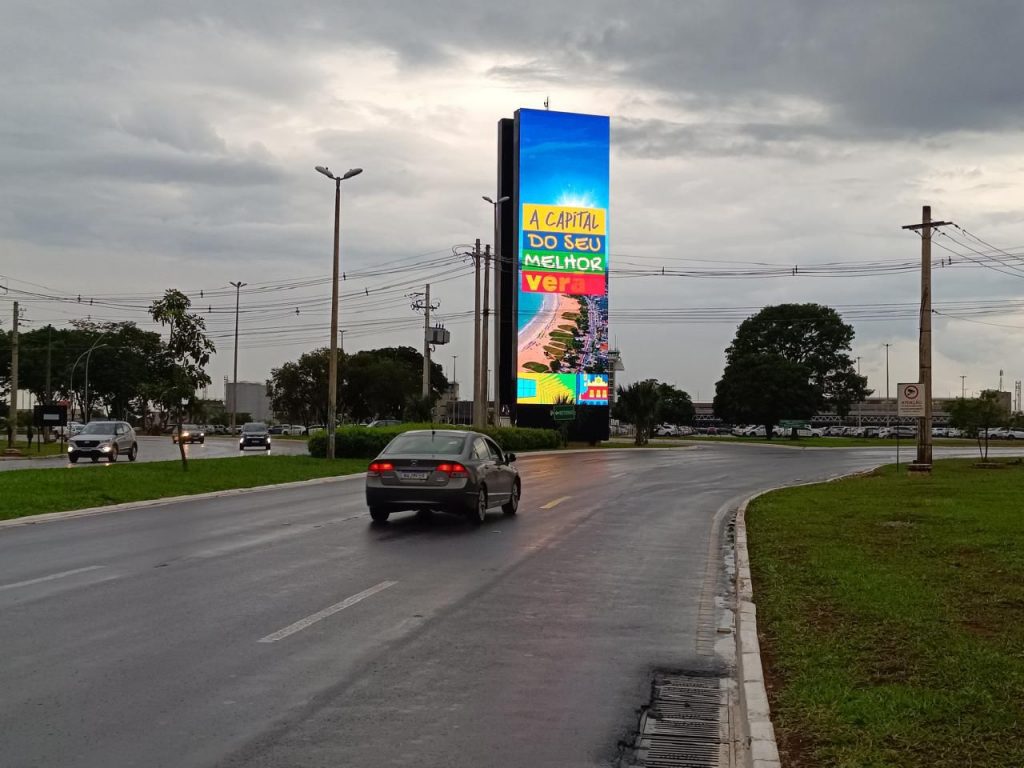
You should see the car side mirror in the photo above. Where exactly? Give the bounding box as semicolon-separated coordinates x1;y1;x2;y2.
505;452;517;464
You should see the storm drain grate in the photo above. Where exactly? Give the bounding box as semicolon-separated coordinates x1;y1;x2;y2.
620;672;725;768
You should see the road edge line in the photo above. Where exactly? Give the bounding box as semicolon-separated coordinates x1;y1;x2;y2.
0;472;367;530
731;466;879;768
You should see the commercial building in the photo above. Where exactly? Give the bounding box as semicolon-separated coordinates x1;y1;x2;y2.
225;381;272;422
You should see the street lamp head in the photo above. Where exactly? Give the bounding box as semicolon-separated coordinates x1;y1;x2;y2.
341;168;363;180
315;166;335;180
497;195;510;204
482;195;494;204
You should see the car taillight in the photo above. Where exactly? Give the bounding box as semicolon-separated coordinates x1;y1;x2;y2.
435;463;469;478
367;461;394;476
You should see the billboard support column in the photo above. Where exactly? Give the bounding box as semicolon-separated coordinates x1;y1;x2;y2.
481;245;492;424
472;239;483;428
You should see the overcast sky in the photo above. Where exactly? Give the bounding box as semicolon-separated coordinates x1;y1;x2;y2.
3;1;1024;405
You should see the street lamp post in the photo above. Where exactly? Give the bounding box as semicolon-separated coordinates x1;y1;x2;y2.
83;343;108;423
69;333;108;422
315;165;363;459
229;281;247;435
482;195;510;425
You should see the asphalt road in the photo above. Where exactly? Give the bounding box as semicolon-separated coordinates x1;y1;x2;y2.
0;444;993;767
0;436;309;472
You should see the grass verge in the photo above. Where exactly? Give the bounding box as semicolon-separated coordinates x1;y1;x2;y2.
1;440;68;458
746;458;1024;768
0;456;368;521
676;435;978;448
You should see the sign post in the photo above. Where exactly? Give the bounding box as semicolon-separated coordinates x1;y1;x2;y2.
897;383;925;471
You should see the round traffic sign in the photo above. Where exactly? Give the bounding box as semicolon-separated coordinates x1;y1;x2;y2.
903;384;919;399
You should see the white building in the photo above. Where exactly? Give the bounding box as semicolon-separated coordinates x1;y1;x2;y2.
225;381;272;422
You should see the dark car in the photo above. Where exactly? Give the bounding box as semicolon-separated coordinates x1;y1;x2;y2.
364;430;520;526
239;422;272;451
172;424;205;444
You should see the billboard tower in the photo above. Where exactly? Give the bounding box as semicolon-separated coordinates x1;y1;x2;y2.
497;109;610;441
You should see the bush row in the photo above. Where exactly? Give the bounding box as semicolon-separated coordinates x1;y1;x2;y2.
307;423;561;458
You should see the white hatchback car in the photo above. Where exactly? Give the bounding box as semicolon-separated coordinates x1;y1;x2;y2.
68;421;139;463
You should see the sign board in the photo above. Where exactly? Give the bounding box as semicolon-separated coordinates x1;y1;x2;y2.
551;404;576;421
897;382;925;417
779;419;811;429
33;404;68;428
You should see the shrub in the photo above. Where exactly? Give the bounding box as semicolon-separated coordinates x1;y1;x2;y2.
307;423;560;458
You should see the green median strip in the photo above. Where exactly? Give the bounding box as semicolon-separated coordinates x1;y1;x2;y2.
747;458;1024;768
0;456;368;521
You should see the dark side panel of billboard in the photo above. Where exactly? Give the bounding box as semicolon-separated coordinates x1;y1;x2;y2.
515;109;610;406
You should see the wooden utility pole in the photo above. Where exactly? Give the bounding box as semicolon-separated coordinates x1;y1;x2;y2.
902;206;952;469
481;244;491;425
229;281;246;435
7;301;18;447
472;239;483;428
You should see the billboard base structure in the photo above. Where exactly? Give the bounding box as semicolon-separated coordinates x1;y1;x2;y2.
516;403;610;443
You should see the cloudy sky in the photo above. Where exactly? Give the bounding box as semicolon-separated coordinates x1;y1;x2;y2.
3;1;1024;405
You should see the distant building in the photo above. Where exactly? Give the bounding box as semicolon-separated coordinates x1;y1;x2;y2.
226;381;272;422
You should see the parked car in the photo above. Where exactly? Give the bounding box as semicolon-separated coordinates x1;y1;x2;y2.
885;426;917;438
365;429;519;525
268;425;285;435
67;421;138;463
239;422;272;451
823;426;846;437
986;427;1024;439
366;419;403;429
172;424;205;444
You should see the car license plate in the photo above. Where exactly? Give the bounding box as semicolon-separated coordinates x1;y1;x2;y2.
399;471;429;481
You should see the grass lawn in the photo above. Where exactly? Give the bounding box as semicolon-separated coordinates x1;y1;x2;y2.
1;439;68;458
676;435;979;448
0;456;367;521
747;458;1024;768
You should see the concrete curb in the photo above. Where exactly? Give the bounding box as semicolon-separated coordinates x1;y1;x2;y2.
732;467;881;768
0;472;367;530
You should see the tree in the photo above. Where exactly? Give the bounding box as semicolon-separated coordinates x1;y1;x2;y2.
267;348;338;426
948;390;1009;462
725;303;869;413
613;380;662;445
713;353;817;439
150;289;215;468
657;383;695;426
342;347;447;422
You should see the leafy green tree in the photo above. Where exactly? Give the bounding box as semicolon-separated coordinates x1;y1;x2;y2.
948;390;1009;461
713;353;817;439
657;382;695;426
267;348;338;426
725;303;869;413
613;379;662;445
342;347;446;422
150;289;215;468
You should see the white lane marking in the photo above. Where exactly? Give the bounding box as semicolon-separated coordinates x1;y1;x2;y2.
258;580;398;643
540;495;572;510
0;565;106;592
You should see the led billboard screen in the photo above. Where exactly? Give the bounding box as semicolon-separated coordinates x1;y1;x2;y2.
516;109;609;406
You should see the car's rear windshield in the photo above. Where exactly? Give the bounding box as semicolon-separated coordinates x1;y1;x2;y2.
242;423;267;433
383;433;467;456
80;422;116;435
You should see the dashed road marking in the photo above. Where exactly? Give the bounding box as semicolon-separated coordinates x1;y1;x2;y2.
258;580;398;643
0;565;106;592
540;496;572;510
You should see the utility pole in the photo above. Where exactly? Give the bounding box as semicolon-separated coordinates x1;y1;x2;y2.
229;281;246;434
7;301;18;447
961;375;967;399
45;325;52;403
410;286;440;402
472;239;483;428
483;195;510;425
884;343;891;401
902;205;952;469
856;356;862;428
422;284;431;399
481;244;492;425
